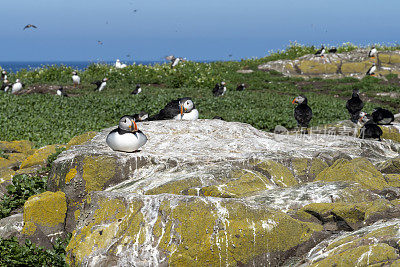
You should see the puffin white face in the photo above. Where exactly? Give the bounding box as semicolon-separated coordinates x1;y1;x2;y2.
116;59;120;62
292;95;305;104
72;71;77;75
221;82;226;86
119;116;137;132
16;79;20;83
180;99;194;115
103;78;108;82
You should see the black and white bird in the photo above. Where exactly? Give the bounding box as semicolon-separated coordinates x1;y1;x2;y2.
368;46;378;58
372;107;394;125
149;97;199;120
106;115;147;152
346;89;364;123
166;55;184;69
115;59;127;69
315;45;326;57
131;84;142;95
23;24;37;30
366;63;377;76
213;82;227;96
236;83;246;91
359;120;383;141
328;47;337;53
72;71;80;87
132;111;149;122
1;79;11;92
1;70;7;81
56;86;68;97
91;78;108;91
292;95;313;128
11;79;24;94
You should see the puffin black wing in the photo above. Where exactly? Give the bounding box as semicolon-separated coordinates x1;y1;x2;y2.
149;99;181;120
372;108;394;125
294;105;313;128
212;84;220;96
91;80;102;91
346;94;364;123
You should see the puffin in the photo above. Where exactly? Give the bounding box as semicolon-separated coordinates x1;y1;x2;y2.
11;79;24;94
1;79;11;92
1;70;7;81
315;45;326;58
91;78;108;91
368;46;377;58
106;115;147;152
366;63;376;76
149;97;199;120
346;89;364;123
236;83;246;91
213;82;227;96
292;95;313;128
372;107;394;125
359;120;383;141
132;111;149;122
328;47;337;53
72;71;80;87
57;86;68;97
115;59;127;69
131;84;142;95
166;55;183;69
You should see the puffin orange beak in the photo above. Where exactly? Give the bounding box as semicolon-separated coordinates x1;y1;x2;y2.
180;105;184;116
131;119;138;131
292;98;297;104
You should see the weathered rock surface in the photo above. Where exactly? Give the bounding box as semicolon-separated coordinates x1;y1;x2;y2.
37;119;400;266
258;49;400;79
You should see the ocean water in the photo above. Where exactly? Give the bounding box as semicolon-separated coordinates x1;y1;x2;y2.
0;61;164;73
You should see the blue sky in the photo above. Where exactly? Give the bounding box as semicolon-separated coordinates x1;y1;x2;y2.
1;0;399;61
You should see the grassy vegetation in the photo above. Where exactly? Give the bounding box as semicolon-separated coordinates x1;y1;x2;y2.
0;43;399;147
0;235;71;266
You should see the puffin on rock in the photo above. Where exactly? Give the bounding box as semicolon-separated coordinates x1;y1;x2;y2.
366;63;377;76
149;97;199;121
106;115;147;152
315;45;326;58
346;89;364;123
359;120;383;141
368;46;378;58
372;107;394;125
292;95;313;128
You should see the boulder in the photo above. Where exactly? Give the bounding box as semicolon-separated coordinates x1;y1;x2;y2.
20;144;65;169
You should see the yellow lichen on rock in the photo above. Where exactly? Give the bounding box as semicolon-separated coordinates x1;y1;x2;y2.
65;168;77;184
385;174;400;187
341;60;371;74
0;168;16;183
82;155;116;192
145;177;202;195
254;160;298;187
0;140;33;154
378;157;400;174
298;60;338;74
23;191;67;233
20;144;65;169
21;221;37;236
381;125;400;143
316;158;389;190
65;131;97;150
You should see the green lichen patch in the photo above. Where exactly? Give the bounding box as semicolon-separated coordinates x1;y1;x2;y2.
23;191;67;234
82;156;116;192
381;126;400;143
316;158;389;190
65;131;97;150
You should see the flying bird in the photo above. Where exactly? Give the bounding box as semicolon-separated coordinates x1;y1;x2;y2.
97;40;103;45
23;24;37;30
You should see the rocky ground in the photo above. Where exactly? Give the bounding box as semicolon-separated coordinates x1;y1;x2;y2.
1;117;400;266
259;49;400;79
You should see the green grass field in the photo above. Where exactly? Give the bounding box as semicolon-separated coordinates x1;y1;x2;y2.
1;43;400;147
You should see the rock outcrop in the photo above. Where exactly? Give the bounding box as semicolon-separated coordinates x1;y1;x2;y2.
258;49;400;79
2;119;400;265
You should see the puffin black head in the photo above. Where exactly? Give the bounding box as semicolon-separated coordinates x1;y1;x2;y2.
352;89;360;96
136;84;141;88
179;98;195;116
119;115;138;132
292;95;307;105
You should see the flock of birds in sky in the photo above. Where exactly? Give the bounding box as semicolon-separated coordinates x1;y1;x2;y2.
0;46;394;152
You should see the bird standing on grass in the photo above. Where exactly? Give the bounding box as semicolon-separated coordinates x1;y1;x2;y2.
115;59;127;69
91;78;108;91
1;79;11;92
72;71;80;87
106;115;147;152
213;82;227;96
292;95;313;129
236;83;246;91
57;86;68;97
131;84;142;95
1;70;7;81
11;79;24;94
346;89;364;123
